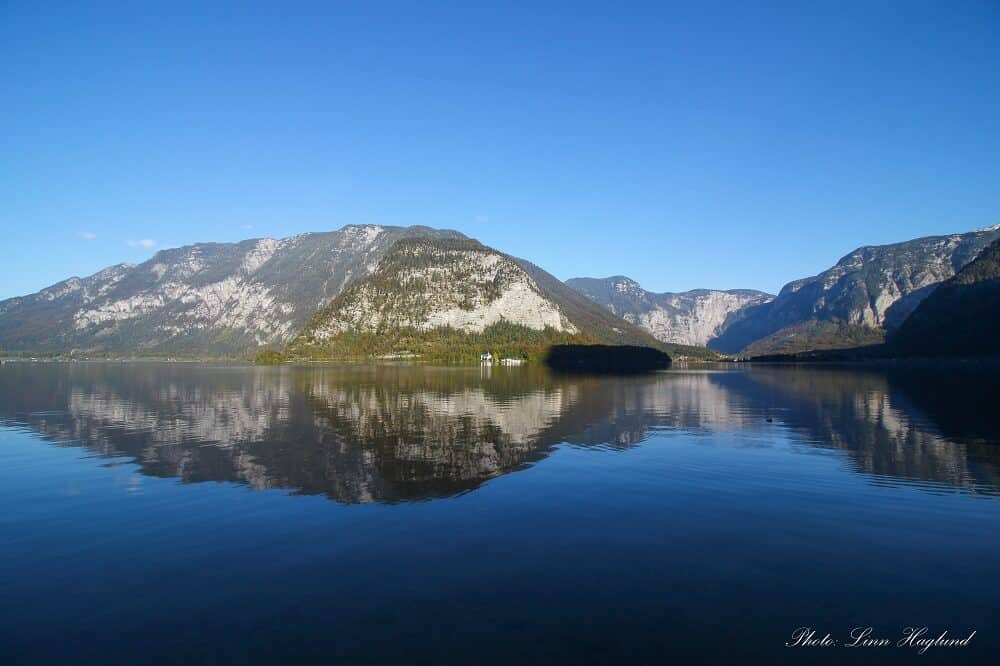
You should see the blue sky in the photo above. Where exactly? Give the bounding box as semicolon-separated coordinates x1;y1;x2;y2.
2;1;998;299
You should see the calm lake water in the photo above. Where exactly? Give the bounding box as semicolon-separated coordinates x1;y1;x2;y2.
1;362;998;665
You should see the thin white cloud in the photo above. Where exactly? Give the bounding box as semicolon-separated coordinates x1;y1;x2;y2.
241;224;254;230
127;239;157;249
79;231;97;240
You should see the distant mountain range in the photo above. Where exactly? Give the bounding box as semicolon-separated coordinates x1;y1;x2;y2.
565;277;773;347
1;222;998;360
569;225;1000;357
713;225;1000;355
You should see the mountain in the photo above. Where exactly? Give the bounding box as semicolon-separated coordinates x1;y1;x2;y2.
0;225;464;356
287;237;670;363
711;225;1000;355
566;276;773;347
889;238;1000;357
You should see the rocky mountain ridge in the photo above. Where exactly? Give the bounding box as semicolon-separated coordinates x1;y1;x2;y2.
3;222;999;360
301;238;577;337
566;276;773;347
711;225;1000;355
0;225;463;355
288;237;666;362
890;237;1000;357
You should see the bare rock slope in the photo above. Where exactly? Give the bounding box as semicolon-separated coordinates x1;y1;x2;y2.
566;276;773;347
289;237;666;361
890;237;1000;357
712;225;1000;355
0;225;463;355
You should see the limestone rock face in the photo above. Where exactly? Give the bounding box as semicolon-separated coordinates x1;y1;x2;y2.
710;225;1000;355
890;237;1000;357
567;276;773;347
289;237;668;360
303;238;577;340
0;224;464;355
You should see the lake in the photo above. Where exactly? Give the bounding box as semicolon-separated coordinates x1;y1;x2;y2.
1;361;998;664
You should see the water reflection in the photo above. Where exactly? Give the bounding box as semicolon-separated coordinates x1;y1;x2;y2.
1;362;998;501
739;366;1000;494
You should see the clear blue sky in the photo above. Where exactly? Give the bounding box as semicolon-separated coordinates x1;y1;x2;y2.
2;1;998;300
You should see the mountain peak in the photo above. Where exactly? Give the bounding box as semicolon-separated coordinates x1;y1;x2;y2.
288;238;666;362
0;224;467;355
609;276;642;292
566;276;773;347
713;225;1000;355
891;238;1000;356
294;237;576;343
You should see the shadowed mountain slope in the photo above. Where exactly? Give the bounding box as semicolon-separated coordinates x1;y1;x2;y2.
710;225;1000;355
890;238;1000;357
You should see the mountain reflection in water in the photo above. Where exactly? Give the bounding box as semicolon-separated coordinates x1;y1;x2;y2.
1;362;998;502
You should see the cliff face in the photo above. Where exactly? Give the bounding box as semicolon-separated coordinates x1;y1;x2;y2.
890;238;1000;357
566;276;773;347
710;225;1000;355
0;225;464;355
299;238;577;339
288;238;666;361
